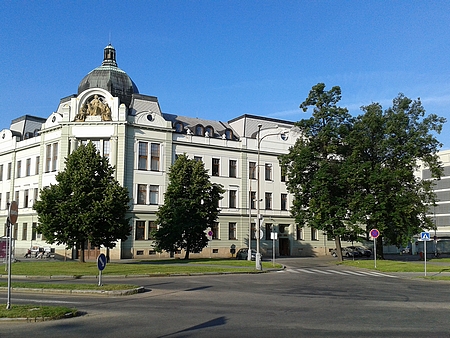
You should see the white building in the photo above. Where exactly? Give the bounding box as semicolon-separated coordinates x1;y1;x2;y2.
0;45;339;260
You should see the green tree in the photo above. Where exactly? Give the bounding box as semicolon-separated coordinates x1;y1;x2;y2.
153;154;224;259
348;95;445;257
279;83;357;261
33;142;131;262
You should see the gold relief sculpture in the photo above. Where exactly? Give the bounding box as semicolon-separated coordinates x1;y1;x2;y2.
74;95;112;122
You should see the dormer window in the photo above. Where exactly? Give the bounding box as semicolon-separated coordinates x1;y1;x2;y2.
174;122;184;133
225;129;233;140
205;126;214;137
195;125;205;136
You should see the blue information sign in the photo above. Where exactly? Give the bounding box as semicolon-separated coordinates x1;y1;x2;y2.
97;253;107;271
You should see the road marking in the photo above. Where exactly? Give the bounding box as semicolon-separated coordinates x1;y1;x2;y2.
309;269;332;275
325;270;349;275
283;268;397;278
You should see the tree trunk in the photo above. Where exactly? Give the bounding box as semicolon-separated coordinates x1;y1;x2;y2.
79;241;85;263
335;235;343;262
376;236;384;260
184;249;190;260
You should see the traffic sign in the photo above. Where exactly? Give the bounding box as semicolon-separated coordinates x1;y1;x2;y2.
97;253;107;271
8;201;18;224
370;229;379;239
420;232;431;241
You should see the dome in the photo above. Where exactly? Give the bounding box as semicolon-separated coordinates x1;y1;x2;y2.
78;44;139;107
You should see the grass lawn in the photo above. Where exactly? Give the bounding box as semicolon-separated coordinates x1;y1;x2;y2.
0;304;77;320
341;257;450;273
5;258;283;277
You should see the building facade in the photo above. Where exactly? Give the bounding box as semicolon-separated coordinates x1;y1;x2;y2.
0;45;343;260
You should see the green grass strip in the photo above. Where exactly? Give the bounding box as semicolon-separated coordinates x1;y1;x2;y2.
3;259;281;276
0;304;77;319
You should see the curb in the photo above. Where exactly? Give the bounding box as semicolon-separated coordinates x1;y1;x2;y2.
0;286;145;296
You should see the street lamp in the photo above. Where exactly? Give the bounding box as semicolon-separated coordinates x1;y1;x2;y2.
255;124;292;270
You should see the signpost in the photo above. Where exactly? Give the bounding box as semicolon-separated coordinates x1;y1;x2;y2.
97;253;107;286
370;229;379;269
420;232;431;276
6;201;18;310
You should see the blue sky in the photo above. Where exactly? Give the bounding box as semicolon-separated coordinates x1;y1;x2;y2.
1;1;450;148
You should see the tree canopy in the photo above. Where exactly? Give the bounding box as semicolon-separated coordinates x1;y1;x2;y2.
153;154;224;259
279;83;356;260
33;142;131;261
347;95;445;256
280;83;446;259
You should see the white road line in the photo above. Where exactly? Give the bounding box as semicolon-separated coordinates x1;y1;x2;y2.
325;270;349;275
341;270;368;276
296;269;316;274
308;269;332;275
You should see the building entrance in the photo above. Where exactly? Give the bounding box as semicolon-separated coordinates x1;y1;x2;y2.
279;238;290;256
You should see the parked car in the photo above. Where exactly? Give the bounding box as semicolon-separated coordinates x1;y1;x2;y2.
331;247;360;258
347;245;372;257
236;248;258;260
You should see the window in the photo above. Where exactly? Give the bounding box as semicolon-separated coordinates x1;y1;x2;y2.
45;145;51;172
250;191;256;209
265;163;272;181
52;143;58;171
24;189;29;208
103;140;110;158
279;224;287;234
225;129;233;140
229;190;237;208
251;222;256;239
149;185;159;205
281;193;287;211
0;193;2;210
228;222;236;240
249;162;256;179
137;184;147;205
297;225;303;240
45;143;58;173
35;156;40;175
6;192;10;206
15;191;19;207
22;223;27;240
195;125;204;136
265;192;272;210
0;164;3;181
138;142;148;170
13;224;18;240
16;160;21;178
26;158;31;176
148;221;157;240
211;222;219;239
174;122;184;133
135;221;145;240
7;162;11;180
34;188;39;203
151;143;160;171
32;223;37;241
311;228;318;241
229;160;237;178
281;165;287;182
265;223;272;240
205;126;214;137
212;158;220;176
92;140;101;150
194;156;202;162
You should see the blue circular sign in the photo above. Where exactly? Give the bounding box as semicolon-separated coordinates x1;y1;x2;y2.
97;253;107;271
370;229;380;238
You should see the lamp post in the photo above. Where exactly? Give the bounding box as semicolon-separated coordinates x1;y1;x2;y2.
255;124;293;270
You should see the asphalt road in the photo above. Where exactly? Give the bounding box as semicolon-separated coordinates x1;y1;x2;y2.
1;257;449;337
